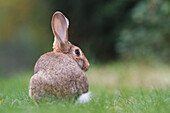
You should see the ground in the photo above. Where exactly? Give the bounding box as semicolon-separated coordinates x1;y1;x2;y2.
0;60;170;113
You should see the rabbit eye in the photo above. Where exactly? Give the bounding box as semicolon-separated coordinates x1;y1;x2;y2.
75;49;80;56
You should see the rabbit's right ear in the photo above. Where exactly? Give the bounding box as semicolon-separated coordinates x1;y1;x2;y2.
51;11;69;51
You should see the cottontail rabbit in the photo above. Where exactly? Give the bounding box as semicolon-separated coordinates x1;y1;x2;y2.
29;11;90;101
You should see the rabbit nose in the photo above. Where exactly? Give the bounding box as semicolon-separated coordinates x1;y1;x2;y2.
83;62;90;72
87;62;90;68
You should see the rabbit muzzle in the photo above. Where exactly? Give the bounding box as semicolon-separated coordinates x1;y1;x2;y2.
76;58;90;72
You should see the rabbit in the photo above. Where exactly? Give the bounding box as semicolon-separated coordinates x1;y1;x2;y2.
29;11;90;101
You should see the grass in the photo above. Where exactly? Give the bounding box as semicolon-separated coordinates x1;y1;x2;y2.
0;60;170;113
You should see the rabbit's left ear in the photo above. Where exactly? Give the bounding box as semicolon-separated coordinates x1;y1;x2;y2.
52;11;69;44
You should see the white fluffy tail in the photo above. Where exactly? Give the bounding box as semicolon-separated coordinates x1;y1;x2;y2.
77;92;91;103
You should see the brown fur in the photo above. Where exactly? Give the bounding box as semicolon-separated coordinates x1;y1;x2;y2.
29;52;88;100
29;11;89;101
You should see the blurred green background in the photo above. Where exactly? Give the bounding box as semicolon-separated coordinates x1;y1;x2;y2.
0;1;170;112
0;0;170;74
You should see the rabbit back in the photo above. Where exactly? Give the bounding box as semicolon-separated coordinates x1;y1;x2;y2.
29;52;88;100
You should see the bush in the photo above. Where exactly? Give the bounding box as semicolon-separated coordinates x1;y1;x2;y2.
116;0;170;61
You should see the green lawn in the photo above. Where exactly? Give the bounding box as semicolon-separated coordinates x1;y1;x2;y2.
0;61;170;113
